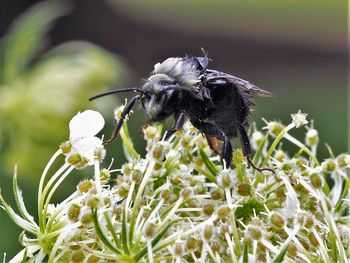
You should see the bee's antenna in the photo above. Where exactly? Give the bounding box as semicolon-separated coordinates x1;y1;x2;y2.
89;88;148;101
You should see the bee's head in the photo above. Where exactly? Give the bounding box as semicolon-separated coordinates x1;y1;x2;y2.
141;74;178;121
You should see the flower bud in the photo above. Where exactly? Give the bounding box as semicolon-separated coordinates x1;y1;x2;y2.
68;204;81;222
210;188;224;200
161;190;170;201
66;153;82;166
220;224;231;235
308;232;319;247
295;158;308;171
100;169;111;182
94;147;106;161
232;149;244;166
144;223;156;238
266;121;284;137
216;206;230;220
77;180;93;193
174;242;183;256
237;183;251;196
60;141;72;154
321;160;336;173
211;241;221;253
305;129;318;146
310;174;323;189
86;255;99;263
203;204;214;216
304;214;315;229
180;187;193;199
86;196;100;209
80;212;93;225
247;226;262;240
251;131;264;150
287;242;297;257
269;212;285;229
143;125;159;141
217;170;235;189
121;163;132;176
203;225;213;240
131;169;142;182
71;250;85;263
181;135;192;149
186;237;197;251
274;149;286;162
337;154;350;168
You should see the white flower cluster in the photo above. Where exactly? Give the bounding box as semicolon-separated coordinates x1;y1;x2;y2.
1;110;349;263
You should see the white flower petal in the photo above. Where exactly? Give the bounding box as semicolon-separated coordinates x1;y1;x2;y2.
69;110;105;139
72;136;103;165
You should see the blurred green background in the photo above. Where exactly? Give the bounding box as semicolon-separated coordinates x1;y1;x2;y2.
0;0;348;259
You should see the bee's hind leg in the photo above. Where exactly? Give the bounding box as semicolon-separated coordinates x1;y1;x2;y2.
205;135;220;156
190;119;232;168
237;125;275;174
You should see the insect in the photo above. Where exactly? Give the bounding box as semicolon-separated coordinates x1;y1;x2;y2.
89;52;274;172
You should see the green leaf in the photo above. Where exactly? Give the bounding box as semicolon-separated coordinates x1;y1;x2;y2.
1;0;69;84
12;166;36;225
234;198;264;222
122;200;130;255
253;134;268;165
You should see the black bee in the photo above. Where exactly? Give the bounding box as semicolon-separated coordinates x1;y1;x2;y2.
90;52;274;172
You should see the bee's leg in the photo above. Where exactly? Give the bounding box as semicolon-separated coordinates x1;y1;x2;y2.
104;95;141;145
237;125;275;174
165;111;186;140
205;135;220;156
191;120;232;167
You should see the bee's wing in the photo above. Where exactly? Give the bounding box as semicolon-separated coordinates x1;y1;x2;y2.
206;69;274;97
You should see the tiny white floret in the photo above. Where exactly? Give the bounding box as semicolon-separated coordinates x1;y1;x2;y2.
291;110;308;128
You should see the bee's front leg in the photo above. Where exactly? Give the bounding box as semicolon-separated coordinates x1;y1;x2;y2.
164;111;186;140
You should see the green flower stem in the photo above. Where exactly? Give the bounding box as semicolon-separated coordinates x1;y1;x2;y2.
312;228;331;262
129;160;155;245
225;232;237;263
271;225;300;262
262;123;295;166
147;240;154;263
39;163;70;231
42;166;74;230
46;192;77;231
37;150;61;229
229;211;241;257
155;215;217;250
318;190;347;262
120;123;139;160
283;133;319;166
94;160;102;204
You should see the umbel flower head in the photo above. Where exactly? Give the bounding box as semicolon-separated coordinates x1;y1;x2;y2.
61;110;106;169
1;109;349;263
